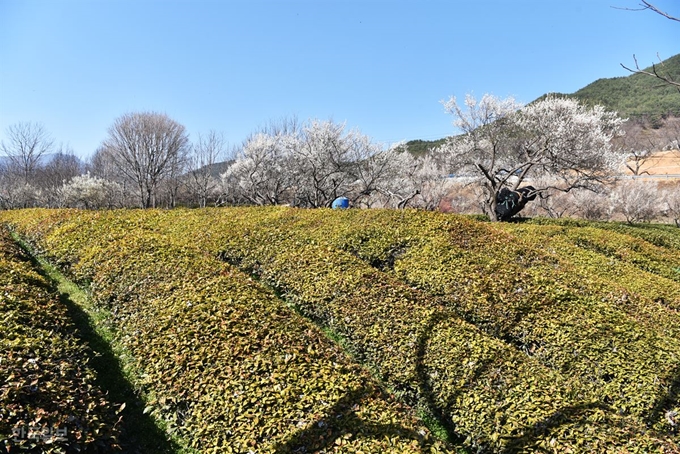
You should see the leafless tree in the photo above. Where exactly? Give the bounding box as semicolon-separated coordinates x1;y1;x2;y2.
159;144;190;208
33;146;83;207
99;112;190;208
572;188;613;221
186;130;227;207
615;129;661;176
1;122;54;185
37;147;83;186
663;184;680;227
89;146;133;207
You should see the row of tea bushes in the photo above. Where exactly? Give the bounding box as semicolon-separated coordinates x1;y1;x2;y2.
509;221;680;301
150;208;678;452
270;208;680;437
526;217;680;252
1;209;451;453
0;227;122;452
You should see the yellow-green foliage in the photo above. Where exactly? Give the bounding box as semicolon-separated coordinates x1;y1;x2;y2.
112;207;675;452
277;209;680;437
1;209;450;453
3;208;679;452
0;227;122;452
191;208;680;452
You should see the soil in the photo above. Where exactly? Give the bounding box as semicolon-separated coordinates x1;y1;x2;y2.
623;149;680;177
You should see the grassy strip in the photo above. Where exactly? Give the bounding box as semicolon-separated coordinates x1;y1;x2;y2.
2;209;452;453
10;232;182;453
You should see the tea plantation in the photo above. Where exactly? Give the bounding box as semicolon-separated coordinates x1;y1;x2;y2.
1;208;678;453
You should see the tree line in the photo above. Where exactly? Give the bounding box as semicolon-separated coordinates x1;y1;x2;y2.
0;112;449;212
1;97;678;224
0;114;227;210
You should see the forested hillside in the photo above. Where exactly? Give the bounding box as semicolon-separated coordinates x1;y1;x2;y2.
563;53;680;121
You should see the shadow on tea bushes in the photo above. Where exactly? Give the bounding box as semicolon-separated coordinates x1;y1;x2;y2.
1;209;452;453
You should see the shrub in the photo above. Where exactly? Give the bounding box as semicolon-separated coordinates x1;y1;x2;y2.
164;207;677;452
0;227;122;452
228;208;680;438
1;209;450;453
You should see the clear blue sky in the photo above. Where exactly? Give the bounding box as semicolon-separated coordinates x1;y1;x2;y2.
1;0;678;160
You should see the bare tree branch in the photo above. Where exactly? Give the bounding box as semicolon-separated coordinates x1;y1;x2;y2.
621;54;680;90
616;2;680;90
613;1;679;21
638;0;680;21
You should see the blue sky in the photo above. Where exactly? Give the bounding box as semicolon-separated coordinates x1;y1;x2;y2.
0;0;678;160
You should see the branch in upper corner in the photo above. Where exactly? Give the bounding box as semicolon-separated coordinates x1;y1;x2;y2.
613;1;680;21
638;0;680;22
620;54;680;92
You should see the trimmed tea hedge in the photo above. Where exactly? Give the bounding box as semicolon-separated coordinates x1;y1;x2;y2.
268;208;680;437
2;210;450;453
0;227;122;452
4;208;679;452
151;208;677;452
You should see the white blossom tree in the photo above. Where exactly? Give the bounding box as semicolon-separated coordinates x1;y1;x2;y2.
61;172;121;209
222;131;298;206
341;137;401;208
438;94;625;221
223;119;395;208
290;120;355;208
610;179;661;223
375;152;448;209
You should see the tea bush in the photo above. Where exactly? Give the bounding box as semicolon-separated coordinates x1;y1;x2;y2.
0;227;122;452
151;208;677;452
1;209;450;453
269;209;680;437
4;208;678;452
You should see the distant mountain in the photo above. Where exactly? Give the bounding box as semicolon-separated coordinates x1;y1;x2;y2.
408;53;680;153
185;160;234;179
400;138;447;157
542;53;680;121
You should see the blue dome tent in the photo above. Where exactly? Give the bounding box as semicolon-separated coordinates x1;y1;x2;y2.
331;197;350;209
